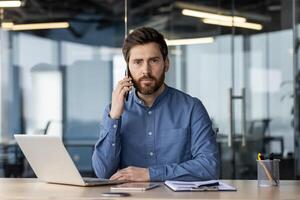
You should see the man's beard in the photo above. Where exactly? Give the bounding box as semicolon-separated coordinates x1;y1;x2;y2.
132;71;165;95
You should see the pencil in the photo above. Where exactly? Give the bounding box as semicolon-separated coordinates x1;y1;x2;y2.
257;153;278;185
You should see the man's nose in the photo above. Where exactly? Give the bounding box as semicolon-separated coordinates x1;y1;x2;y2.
141;62;151;75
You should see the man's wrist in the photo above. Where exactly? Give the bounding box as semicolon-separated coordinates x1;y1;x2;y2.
109;112;121;120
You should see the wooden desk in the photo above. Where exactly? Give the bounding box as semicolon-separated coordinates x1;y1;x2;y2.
0;179;299;200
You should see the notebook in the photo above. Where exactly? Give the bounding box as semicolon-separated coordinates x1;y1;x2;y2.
165;180;236;192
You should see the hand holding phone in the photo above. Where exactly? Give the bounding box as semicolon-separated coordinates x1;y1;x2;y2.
109;66;133;119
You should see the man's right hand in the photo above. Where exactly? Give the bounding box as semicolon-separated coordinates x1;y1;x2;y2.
109;77;133;119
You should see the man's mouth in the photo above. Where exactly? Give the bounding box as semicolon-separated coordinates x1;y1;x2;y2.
141;79;153;82
140;78;154;84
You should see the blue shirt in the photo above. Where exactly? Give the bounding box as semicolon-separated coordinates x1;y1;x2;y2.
92;85;219;181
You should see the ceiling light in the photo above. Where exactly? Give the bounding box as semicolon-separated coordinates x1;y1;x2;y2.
202;18;262;30
165;37;214;46
1;22;70;31
1;22;14;29
182;9;246;23
0;0;22;8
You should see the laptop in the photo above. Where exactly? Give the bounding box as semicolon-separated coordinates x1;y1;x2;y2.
14;134;125;186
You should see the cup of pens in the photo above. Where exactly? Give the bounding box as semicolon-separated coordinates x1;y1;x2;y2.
257;153;280;187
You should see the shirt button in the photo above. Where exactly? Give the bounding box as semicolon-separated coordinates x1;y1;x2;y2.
112;143;115;146
139;100;142;104
148;111;152;115
148;132;152;136
149;152;154;156
113;124;117;129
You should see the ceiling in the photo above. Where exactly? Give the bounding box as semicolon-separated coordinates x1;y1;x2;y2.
2;0;125;27
0;0;295;43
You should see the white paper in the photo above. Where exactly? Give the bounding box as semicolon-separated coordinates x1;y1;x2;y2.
165;180;236;191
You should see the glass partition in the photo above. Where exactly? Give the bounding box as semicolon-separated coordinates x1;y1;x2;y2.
0;1;125;177
127;0;295;179
0;0;299;179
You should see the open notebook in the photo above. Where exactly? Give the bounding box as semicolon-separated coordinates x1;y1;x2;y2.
165;180;236;192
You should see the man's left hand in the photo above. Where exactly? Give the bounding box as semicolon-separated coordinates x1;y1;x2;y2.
109;166;150;181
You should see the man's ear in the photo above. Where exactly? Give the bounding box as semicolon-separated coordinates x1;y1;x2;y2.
164;57;170;72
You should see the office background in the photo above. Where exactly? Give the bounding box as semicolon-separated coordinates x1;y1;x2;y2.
0;0;299;179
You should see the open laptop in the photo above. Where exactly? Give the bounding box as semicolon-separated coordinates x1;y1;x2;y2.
14;134;125;186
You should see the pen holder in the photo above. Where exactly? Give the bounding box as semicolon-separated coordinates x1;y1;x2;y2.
257;159;280;187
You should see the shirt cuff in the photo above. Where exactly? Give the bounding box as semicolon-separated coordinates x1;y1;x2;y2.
149;165;164;181
102;112;121;133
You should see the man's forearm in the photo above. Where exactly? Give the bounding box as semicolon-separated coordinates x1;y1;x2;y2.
92;106;122;179
92;132;121;179
148;151;219;181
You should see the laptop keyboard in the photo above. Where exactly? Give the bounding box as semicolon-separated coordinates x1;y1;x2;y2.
83;177;109;183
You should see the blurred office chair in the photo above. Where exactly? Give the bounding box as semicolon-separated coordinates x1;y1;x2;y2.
1;142;24;177
232;119;271;179
249;119;270;137
249;119;284;156
44;120;63;137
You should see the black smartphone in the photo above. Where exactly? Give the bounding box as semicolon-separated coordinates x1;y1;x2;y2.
125;65;131;101
101;192;130;197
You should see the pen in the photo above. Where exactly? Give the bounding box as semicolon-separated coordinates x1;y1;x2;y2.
191;186;219;191
195;182;219;188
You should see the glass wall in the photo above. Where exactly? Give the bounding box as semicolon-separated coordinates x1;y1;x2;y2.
0;0;299;179
127;0;295;179
0;0;125;176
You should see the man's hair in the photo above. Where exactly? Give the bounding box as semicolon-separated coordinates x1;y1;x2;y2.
122;27;168;63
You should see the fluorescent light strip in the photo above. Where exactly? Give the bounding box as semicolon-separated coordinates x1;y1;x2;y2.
1;22;14;29
12;22;69;30
203;18;263;30
182;9;246;23
1;22;70;31
0;0;22;7
165;37;214;46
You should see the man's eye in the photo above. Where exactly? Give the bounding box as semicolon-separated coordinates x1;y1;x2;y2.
134;60;142;65
150;59;159;64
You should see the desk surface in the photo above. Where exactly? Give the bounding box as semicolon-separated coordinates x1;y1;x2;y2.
0;179;299;200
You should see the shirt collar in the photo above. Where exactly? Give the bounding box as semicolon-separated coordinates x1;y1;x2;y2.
133;84;169;108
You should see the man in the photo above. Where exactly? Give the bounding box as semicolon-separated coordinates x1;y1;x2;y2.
92;27;219;181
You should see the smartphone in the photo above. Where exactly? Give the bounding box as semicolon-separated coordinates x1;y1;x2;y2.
111;182;160;192
101;192;130;197
125;65;131;101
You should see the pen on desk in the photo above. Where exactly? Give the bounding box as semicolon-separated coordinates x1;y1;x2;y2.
191;186;219;191
257;153;278;185
195;182;219;188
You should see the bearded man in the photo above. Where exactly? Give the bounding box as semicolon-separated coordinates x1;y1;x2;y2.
92;27;219;182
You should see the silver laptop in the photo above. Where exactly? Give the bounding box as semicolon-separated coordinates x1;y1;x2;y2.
14;134;124;186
